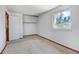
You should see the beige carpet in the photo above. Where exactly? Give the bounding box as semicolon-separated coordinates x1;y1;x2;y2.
2;35;78;54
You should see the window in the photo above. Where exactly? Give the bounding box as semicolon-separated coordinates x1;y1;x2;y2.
53;10;71;29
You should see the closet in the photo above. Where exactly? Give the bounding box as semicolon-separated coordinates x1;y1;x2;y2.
9;13;37;40
23;15;38;36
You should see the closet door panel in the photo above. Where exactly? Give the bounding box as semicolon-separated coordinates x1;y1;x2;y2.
9;16;20;40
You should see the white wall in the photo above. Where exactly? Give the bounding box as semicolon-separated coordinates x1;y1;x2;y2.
9;13;23;40
23;15;37;35
37;6;79;51
0;6;6;52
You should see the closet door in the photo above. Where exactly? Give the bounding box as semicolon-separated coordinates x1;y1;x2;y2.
9;15;20;40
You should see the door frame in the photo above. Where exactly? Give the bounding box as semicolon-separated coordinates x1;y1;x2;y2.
5;12;9;42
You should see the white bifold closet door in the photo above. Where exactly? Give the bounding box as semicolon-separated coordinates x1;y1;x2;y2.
9;14;23;40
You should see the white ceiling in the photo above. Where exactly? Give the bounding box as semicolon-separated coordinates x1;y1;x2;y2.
6;5;58;16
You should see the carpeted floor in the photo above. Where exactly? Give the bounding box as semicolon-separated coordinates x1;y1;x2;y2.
2;35;78;54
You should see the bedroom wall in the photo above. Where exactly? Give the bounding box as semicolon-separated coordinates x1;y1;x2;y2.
37;5;79;51
0;6;6;53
